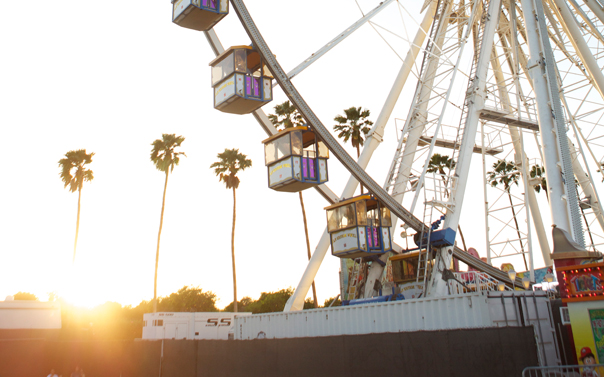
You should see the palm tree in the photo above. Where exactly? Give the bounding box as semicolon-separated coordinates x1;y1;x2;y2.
529;164;548;200
426;154;468;251
58;149;95;264
268;101;318;308
334;106;373;193
150;134;186;313
426;153;455;197
487;160;528;270
333;107;373;158
268;100;304;129
211;149;252;313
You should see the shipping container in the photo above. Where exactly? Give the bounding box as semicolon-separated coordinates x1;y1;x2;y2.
0;299;61;329
142;312;251;340
234;291;558;365
235;294;492;340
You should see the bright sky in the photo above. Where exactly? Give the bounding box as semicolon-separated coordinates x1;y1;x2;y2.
0;0;556;309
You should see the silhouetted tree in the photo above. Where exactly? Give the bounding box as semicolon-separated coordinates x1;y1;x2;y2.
150;134;186;313
13;292;38;300
211;149;252;313
487;160;527;270
58;149;94;263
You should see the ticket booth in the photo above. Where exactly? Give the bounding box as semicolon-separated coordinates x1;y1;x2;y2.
326;195;393;259
263;126;328;192
172;0;228;31
559;262;604;365
210;46;273;114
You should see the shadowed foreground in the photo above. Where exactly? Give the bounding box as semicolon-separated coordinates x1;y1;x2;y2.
0;327;538;377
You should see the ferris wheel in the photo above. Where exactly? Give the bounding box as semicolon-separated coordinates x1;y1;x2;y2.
171;0;604;311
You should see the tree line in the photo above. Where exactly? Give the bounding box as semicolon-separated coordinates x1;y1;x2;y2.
12;286;340;341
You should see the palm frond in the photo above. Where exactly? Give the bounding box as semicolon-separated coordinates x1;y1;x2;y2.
211;148;252;190
58;149;94;193
333;106;373;151
150;134;186;173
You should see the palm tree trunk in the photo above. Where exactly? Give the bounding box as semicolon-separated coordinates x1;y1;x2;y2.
457;226;467;252
231;187;238;313
299;192;318;308
356;146;364;194
153;171;169;313
73;185;82;264
507;191;528;270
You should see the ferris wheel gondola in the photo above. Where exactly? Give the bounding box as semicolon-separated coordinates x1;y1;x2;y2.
325;195;393;259
262;126;329;192
209;46;273;114
171;0;228;31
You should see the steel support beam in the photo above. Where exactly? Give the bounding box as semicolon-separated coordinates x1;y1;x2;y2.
429;0;503;297
519;0;584;246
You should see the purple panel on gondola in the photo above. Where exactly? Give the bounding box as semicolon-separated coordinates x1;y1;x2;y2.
309;158;315;179
367;227;380;248
245;77;261;97
302;159;306;178
253;77;260;97
202;0;217;9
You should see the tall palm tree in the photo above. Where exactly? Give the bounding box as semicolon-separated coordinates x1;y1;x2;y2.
268;101;318;308
211;149;252;313
487;160;528;270
150;134;186;313
334;106;373;193
426;154;467;252
58;149;95;264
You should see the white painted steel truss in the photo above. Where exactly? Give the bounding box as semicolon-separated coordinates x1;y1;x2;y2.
197;0;604;308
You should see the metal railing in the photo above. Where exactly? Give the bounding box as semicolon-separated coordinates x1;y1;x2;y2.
449;271;513;294
522;364;604;376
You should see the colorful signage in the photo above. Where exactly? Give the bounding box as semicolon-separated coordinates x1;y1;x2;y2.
268;158;293;187
220;0;228;13
263;78;272;101
398;282;424;300
319;159;327;182
382;228;390;250
559;262;604;302
568;301;604;365
590;309;604;362
214;76;235;106
332;228;360;255
173;0;192;20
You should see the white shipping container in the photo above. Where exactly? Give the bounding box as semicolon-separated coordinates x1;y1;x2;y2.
142;312;251;340
234;294;493;340
233;292;557;365
0;300;61;329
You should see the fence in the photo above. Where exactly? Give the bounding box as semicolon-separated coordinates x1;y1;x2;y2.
0;327;539;377
522;364;604;376
488;291;560;367
449;271;512;294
